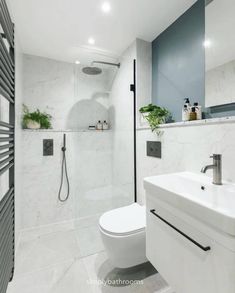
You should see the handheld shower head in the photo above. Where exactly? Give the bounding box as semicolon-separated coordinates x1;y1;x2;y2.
62;133;66;151
58;133;70;202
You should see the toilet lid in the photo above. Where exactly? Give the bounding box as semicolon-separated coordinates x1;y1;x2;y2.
99;203;146;236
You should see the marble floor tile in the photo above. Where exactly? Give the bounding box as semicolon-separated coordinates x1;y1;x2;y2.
83;251;167;293
7;258;93;293
15;229;80;277
49;259;93;293
76;224;105;257
145;274;169;292
19;220;75;243
74;213;101;230
8;224;170;293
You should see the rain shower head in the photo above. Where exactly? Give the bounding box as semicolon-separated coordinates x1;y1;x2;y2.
82;61;120;75
82;66;102;75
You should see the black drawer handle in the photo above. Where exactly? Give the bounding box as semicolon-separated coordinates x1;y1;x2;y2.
150;209;211;252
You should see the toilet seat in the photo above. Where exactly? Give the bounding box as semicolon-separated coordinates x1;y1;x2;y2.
99;203;146;236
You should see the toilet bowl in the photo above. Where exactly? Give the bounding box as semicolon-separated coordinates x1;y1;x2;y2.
99;203;147;268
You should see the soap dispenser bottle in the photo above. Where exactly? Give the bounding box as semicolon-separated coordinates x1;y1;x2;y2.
182;105;189;121
102;120;109;130
189;107;197;121
96;120;103;130
182;98;191;121
184;98;191;109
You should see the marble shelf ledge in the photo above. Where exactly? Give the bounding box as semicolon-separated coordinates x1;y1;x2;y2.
22;129;112;133
137;116;235;131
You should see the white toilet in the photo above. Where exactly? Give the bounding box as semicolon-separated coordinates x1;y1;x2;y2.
99;203;147;268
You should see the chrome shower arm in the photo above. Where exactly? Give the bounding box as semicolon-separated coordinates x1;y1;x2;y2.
91;61;120;68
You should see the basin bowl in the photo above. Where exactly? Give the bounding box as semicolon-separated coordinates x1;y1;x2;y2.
144;172;235;236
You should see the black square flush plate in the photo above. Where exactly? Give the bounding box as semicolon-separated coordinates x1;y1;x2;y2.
147;141;161;158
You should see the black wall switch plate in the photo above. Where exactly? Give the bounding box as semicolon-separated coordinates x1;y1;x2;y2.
43;139;53;156
147;141;161;158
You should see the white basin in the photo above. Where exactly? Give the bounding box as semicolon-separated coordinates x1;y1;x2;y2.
144;172;235;236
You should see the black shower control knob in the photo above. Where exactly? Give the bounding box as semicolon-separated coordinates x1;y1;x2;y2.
43;139;54;156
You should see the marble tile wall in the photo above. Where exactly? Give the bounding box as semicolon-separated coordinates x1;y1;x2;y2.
20;55;119;229
206;60;235;107
109;39;152;201
19;39;153;230
136;39;152;126
137;122;235;204
20;130;121;229
23;54;114;130
20;50;136;229
109;41;136;200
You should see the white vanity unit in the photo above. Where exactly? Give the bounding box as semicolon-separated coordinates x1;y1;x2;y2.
144;172;235;293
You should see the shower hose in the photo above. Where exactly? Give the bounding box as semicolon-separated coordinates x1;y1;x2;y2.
58;134;70;202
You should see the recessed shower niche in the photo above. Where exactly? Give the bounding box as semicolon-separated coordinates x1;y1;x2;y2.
67;97;110;130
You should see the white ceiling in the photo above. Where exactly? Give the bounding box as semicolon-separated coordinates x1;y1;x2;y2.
206;0;235;71
7;0;196;64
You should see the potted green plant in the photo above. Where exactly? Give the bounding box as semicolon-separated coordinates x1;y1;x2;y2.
139;104;171;132
22;104;52;129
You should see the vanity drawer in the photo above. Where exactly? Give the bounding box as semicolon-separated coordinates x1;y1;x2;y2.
146;197;235;293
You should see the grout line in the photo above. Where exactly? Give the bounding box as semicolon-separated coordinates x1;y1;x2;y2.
19;213;102;238
14;228;105;280
13;249;106;281
13;257;79;280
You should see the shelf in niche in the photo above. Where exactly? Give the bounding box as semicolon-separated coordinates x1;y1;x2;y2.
137;116;235;130
22;129;112;133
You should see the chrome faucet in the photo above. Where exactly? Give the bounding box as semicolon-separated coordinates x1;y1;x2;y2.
201;154;222;185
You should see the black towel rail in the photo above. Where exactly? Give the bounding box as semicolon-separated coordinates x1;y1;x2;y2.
150;209;211;252
0;0;15;291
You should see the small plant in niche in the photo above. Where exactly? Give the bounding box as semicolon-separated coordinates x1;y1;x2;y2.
139;104;171;132
22;104;52;129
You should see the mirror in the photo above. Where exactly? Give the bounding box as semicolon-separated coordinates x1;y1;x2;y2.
205;0;235;107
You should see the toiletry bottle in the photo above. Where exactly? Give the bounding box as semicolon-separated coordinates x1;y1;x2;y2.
96;120;103;130
102;120;109;130
194;102;202;120
184;98;191;109
182;98;191;121
184;98;191;118
189;107;197;121
182;105;189;121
